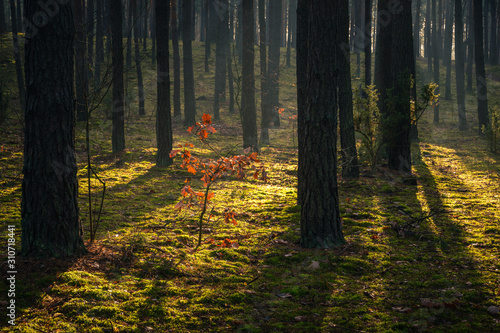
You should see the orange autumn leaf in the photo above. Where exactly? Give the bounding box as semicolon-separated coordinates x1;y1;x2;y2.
202;113;212;124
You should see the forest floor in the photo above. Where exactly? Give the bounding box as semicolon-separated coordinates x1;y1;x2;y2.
1;35;500;332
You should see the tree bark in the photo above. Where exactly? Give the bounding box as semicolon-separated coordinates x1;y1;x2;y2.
133;0;145;116
489;0;498;64
259;0;270;145
183;0;197;126
414;0;421;57
74;0;88;122
22;0;85;257
267;0;282;127
87;0;95;84
456;0;467;130
8;0;25;113
473;0;489;133
296;0;307;206
171;0;182;119
110;0;126;152
443;0;454;100
241;0;259;151
432;0;440;123
466;0;474;93
213;0;229;121
94;0;104;90
126;0;133;70
0;0;6;34
298;0;345;248
339;0;359;179
364;0;372;87
156;0;173;167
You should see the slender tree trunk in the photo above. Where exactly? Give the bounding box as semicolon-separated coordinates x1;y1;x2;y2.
213;0;229;120
110;0;125;152
241;0;258;151
339;0;359;179
8;0;25;113
296;0;307;206
87;0;95;84
151;0;156;65
126;0;133;70
183;0;197;126
285;0;296;67
456;0;467;130
75;0;88;122
95;0;104;90
16;0;21;32
156;0;173;166
489;0;498;64
364;0;372;87
426;0;432;74
414;0;421;57
268;0;282;127
298;0;345;249
0;0;6;34
433;0;440;123
171;0;182;119
132;0;145;116
443;0;454;100
22;0;85;257
466;0;474;92
259;0;270;145
473;0;489;132
204;0;210;72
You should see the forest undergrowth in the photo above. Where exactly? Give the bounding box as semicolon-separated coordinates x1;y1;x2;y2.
1;36;500;332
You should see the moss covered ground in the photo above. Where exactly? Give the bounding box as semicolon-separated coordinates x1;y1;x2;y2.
1;34;500;332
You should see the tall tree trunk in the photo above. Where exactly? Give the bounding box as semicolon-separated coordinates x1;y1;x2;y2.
426;0;432;73
151;0;156;65
296;0;307;206
339;0;359;179
171;0;182;119
268;0;282;127
466;0;474;92
376;0;413;173
75;0;88;122
213;0;229;120
443;0;454;100
241;0;258;151
433;0;440;123
110;0;125;152
474;0;489;132
95;0;104;90
285;0;296;67
259;0;270;145
156;0;173;167
414;0;421;57
204;0;210;72
364;0;372;87
8;0;25;113
456;0;467;130
126;0;133;70
87;0;95;84
16;0;21;32
183;0;197;126
22;0;85;257
0;0;7;34
489;0;498;64
484;0;489;62
133;0;145;116
298;0;345;249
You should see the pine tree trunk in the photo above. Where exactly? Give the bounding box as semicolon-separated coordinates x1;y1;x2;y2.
156;0;173;167
171;0;182;119
95;0;104;91
414;0;421;57
339;0;359;179
75;0;88;122
443;0;454;100
8;0;25;113
473;0;489;133
213;0;229;121
298;0;345;249
267;0;282;127
241;0;259;151
259;0;270;145
466;0;474;93
22;0;85;257
456;0;467;130
432;0;440;123
296;0;307;206
0;0;6;34
110;0;125;152
364;0;372;87
426;0;432;74
183;0;197;126
133;0;145;116
87;0;95;84
489;0;498;64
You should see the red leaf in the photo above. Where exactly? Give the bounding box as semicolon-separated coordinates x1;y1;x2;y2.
202;113;212;124
170;150;181;158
